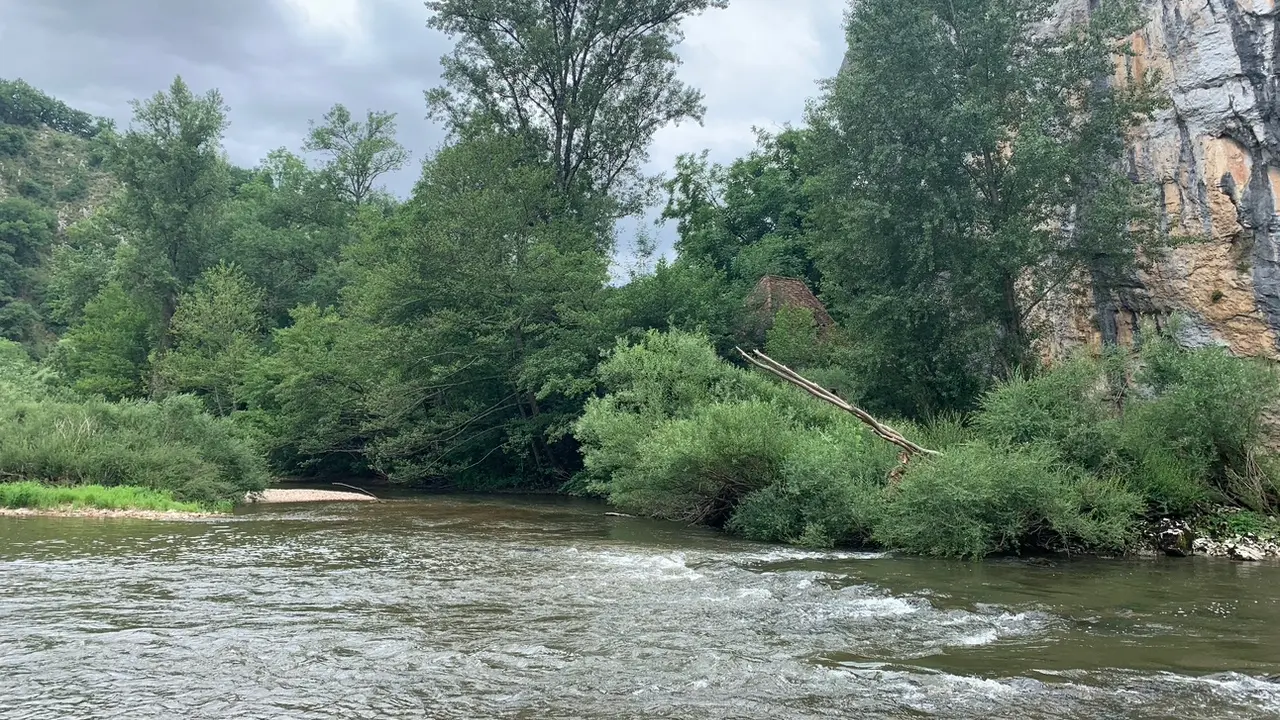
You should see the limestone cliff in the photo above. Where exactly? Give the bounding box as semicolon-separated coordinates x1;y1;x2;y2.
1045;0;1280;358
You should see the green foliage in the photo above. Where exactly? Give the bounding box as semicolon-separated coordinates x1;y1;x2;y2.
0;338;53;402
1197;508;1280;540
0;394;267;506
55;171;89;202
16;177;51;203
55;283;157;400
426;0;728;212
43;211;121;328
239;305;373;476
337;133;609;486
604;259;741;351
602;400;795;525
765;306;822;368
153;263;265;415
303;104;408;205
578;330;893;538
728;424;896;548
972;332;1280;516
877;443;1142;558
220;149;355;325
805;0;1164;417
975;355;1114;469
663;129;817;288
0;481;215;513
0;125;30;157
109;75;230;329
0;197;57;345
0;78;103;137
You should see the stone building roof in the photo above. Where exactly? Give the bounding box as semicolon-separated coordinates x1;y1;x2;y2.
744;275;835;338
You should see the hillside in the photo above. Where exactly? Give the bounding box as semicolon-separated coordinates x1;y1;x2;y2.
0;79;117;227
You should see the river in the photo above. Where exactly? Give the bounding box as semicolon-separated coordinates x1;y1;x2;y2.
2;493;1279;719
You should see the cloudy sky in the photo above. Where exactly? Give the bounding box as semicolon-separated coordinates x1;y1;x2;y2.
0;0;847;260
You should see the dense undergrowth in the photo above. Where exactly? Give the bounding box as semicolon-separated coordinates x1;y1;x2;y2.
0;340;267;508
575;330;1280;558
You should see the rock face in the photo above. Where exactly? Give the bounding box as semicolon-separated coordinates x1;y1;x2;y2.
1044;0;1280;360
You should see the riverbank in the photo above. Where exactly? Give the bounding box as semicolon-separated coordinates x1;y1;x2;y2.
0;481;221;514
245;488;379;504
0;506;222;520
0;482;377;520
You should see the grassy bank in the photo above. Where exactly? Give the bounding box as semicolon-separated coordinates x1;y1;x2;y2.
0;481;225;514
1;341;269;507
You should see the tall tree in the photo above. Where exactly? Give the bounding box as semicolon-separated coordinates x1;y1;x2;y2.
807;0;1163;416
110;76;230;337
340;132;609;485
153;263;265;416
303;104;409;205
426;0;727;214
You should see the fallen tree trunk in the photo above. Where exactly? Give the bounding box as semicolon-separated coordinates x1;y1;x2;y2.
736;347;941;458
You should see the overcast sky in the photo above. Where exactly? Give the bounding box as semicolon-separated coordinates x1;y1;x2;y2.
0;0;847;261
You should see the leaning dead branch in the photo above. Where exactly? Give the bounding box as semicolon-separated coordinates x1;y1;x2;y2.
735;347;941;458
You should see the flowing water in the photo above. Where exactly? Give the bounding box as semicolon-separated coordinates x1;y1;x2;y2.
2;493;1279;719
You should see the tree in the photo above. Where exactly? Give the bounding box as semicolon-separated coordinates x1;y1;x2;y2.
806;0;1163;416
221;148;355;325
341;132;609;485
43;209;124;329
426;0;727;214
0;198;57;345
303;104;408;205
153;263;265;415
55;283;156;400
110;76;231;337
662;128;817;288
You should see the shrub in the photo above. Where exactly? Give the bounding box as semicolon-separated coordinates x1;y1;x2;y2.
0;394;268;506
55;172;89;202
974;353;1114;469
728;422;896;547
876;442;1142;558
598;400;796;526
575;329;782;492
0;125;29;157
0;338;52;402
16;178;51;203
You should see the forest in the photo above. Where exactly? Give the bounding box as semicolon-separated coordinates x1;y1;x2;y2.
1;0;1278;557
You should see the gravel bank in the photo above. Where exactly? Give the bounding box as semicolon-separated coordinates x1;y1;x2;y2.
246;488;378;504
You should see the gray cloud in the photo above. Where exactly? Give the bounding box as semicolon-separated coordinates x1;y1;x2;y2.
0;0;847;255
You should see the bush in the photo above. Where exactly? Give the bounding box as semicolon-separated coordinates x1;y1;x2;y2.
0;125;30;157
16;178;51;203
973;334;1280;517
601;400;796;526
974;354;1115;469
876;442;1142;558
728;423;896;547
0;394;268;507
55;172;89;202
0;338;53;402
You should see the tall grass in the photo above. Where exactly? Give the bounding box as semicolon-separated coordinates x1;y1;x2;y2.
0;394;268;506
0;481;220;513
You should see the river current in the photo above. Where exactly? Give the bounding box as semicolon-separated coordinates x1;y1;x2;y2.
2;493;1279;719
